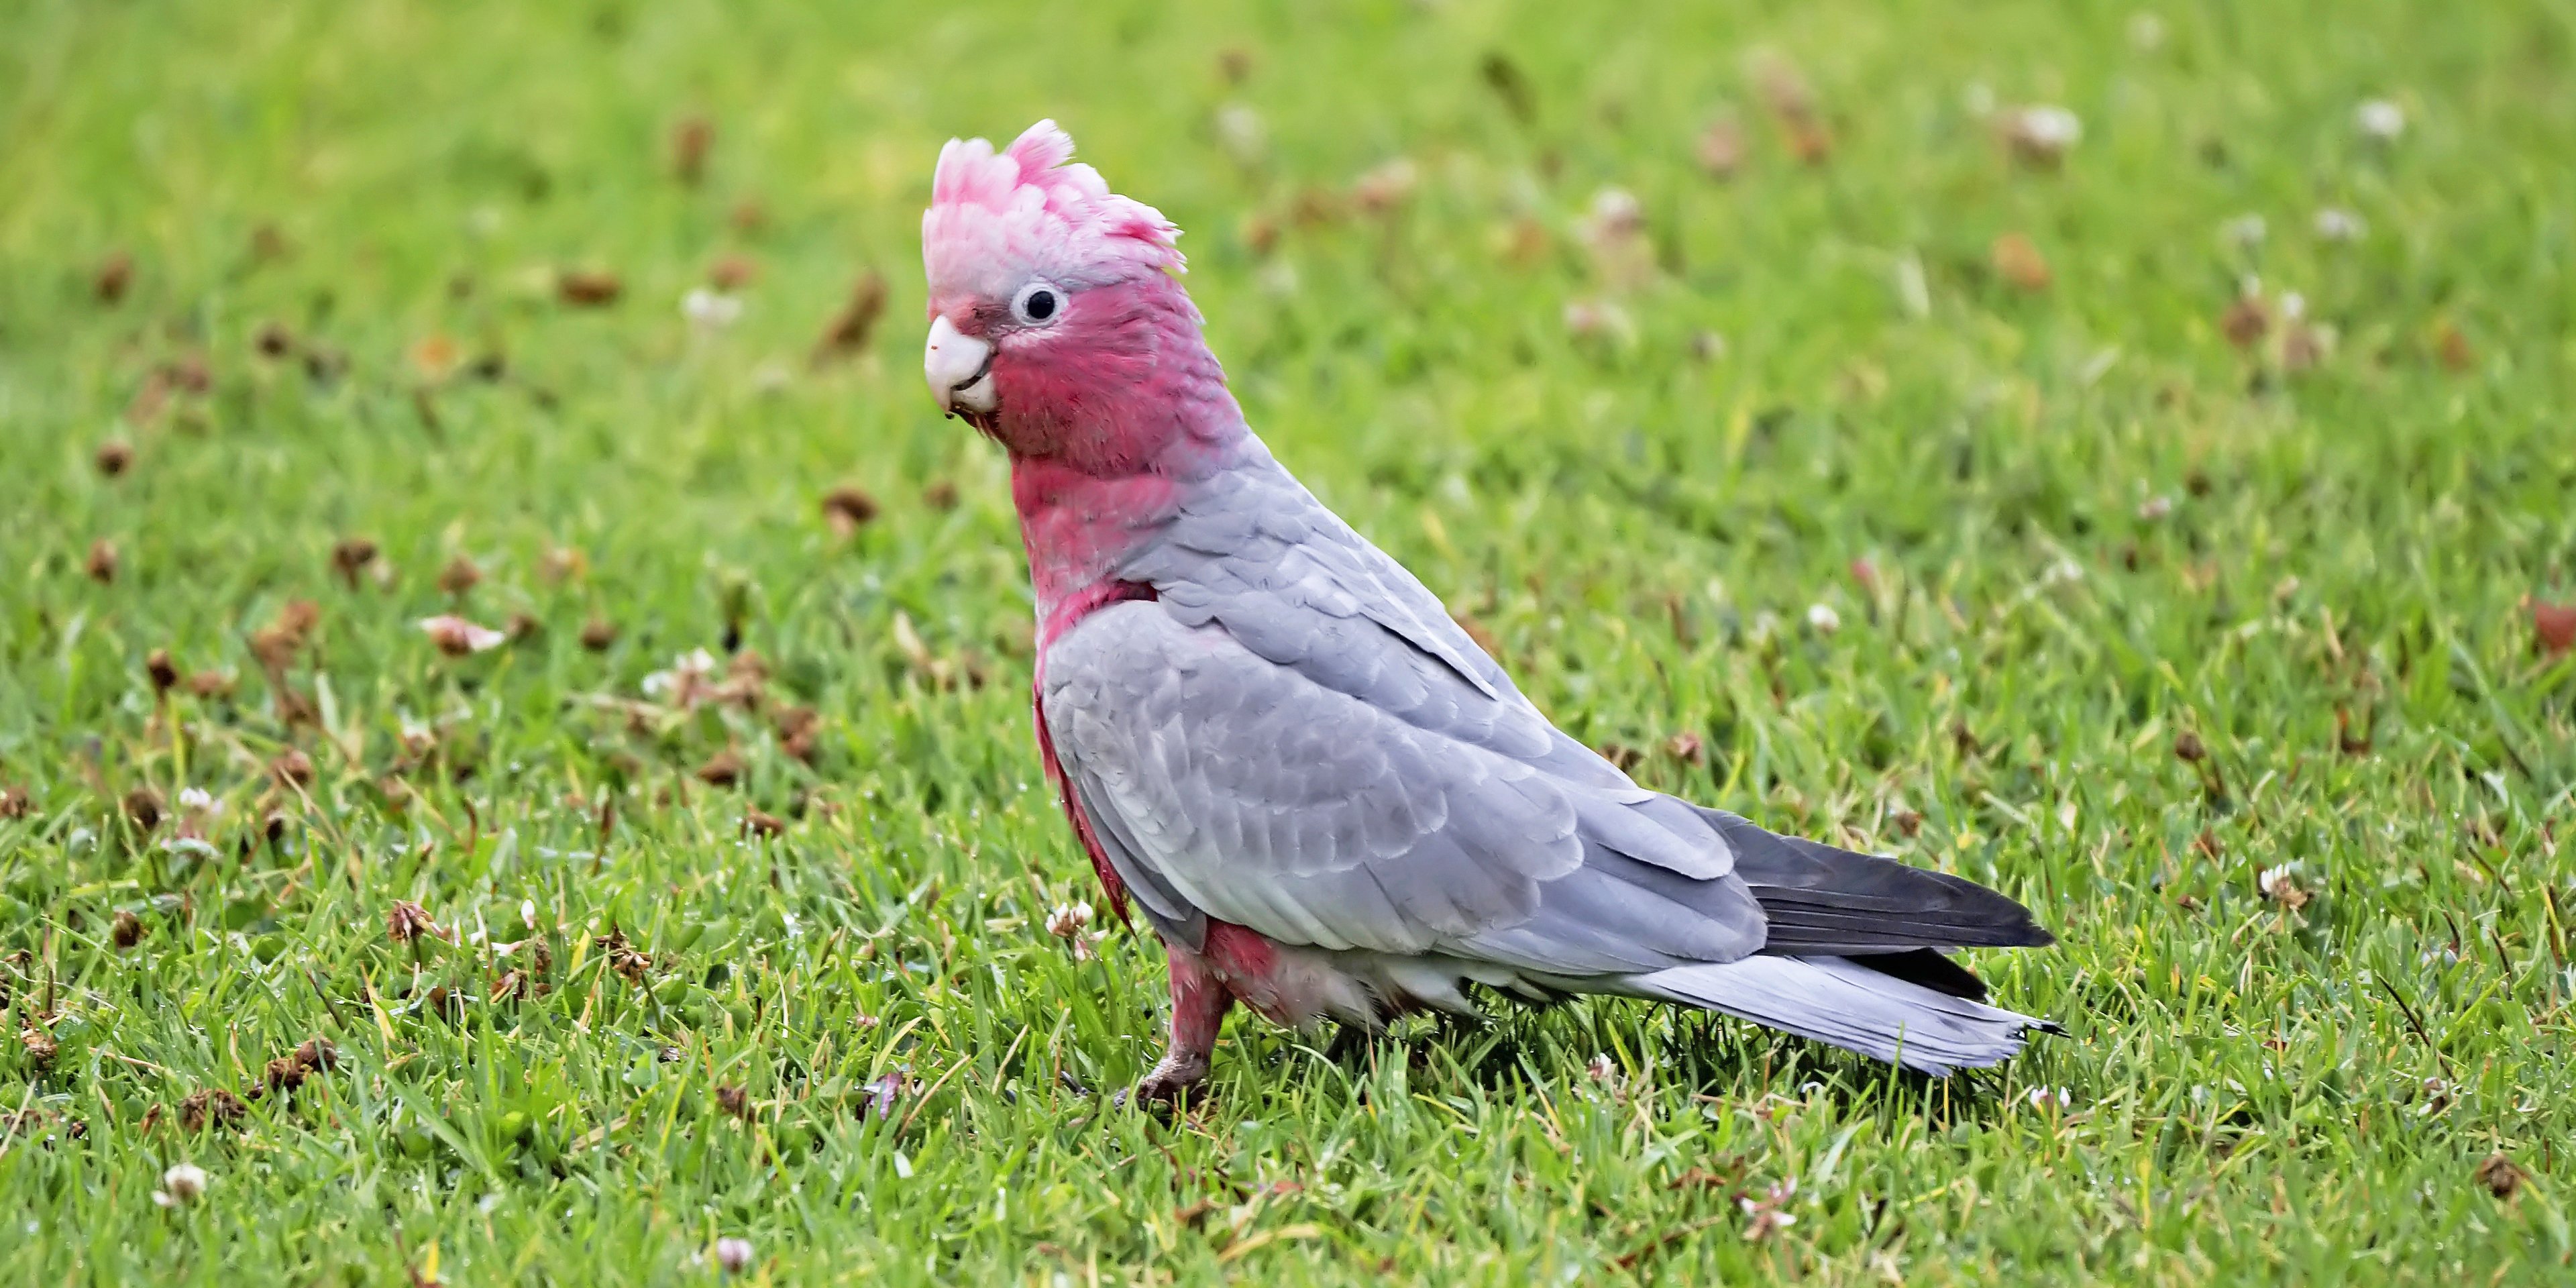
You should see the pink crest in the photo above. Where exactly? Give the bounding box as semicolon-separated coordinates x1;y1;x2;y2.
924;120;1184;304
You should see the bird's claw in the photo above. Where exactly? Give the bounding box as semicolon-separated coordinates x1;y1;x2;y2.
1118;1059;1210;1112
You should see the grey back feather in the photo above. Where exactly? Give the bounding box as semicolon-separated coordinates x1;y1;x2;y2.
1042;445;1764;965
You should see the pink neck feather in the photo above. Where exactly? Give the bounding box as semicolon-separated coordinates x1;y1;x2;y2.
1000;272;1244;626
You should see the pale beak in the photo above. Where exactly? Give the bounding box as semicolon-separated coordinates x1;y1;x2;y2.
924;315;996;415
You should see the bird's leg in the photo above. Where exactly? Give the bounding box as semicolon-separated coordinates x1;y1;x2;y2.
1130;941;1233;1107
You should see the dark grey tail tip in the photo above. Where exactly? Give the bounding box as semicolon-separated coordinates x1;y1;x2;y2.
2028;1017;2068;1037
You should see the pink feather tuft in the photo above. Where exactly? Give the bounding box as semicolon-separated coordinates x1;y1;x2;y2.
924;120;1183;305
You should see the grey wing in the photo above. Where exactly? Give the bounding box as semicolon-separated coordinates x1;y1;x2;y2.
1042;599;1770;972
1124;449;1645;787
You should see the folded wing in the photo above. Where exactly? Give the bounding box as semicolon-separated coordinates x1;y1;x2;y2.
1042;596;1770;969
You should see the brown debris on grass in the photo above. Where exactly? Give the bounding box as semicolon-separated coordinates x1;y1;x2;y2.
249;599;323;674
94;439;133;478
386;900;443;945
123;788;164;833
254;1038;335;1099
85;539;119;584
329;537;379;589
2434;322;2474;372
146;648;179;696
1752;52;1832;164
694;747;745;788
708;254;756;290
557;268;624;307
111;909;146;950
2222;294;2269;349
580;616;619;651
0;1107;85;1144
775;706;820;763
671;115;714;185
95;252;134;303
2476;1152;2528;1200
177;1088;248;1134
812;271;888;365
1992;232;2051;292
596;927;651;983
1697;117;1746;179
822;486;879;537
435;554;481;599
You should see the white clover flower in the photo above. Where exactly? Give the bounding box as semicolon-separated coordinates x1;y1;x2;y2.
154;1163;208;1207
1214;103;1267;164
683;289;743;333
1044;902;1094;938
2005;105;2083;163
1561;299;1635;343
2313;207;2367;241
642;648;720;702
1576;187;1645;248
2221;213;2267;248
1352;158;1418;213
714;1236;754;1275
418;615;504;656
2356;99;2406;140
1805;603;1842;635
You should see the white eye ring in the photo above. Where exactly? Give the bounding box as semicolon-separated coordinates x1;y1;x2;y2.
1009;280;1065;327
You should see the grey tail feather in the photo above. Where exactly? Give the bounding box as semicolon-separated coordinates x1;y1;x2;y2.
1697;807;2056;954
1628;954;2055;1077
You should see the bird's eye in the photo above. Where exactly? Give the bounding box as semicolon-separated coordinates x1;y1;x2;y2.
1010;280;1063;326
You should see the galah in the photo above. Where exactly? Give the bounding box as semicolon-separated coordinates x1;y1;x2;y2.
921;121;2056;1103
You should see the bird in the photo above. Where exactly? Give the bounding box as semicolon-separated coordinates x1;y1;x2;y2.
920;121;2056;1104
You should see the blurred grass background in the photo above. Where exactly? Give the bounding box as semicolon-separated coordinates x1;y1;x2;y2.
3;0;2574;1283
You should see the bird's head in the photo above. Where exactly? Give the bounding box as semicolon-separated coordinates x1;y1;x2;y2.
921;121;1233;471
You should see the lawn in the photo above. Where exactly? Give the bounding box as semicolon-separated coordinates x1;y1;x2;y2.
4;0;2574;1281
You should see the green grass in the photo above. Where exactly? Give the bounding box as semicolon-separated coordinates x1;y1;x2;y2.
5;0;2575;1281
